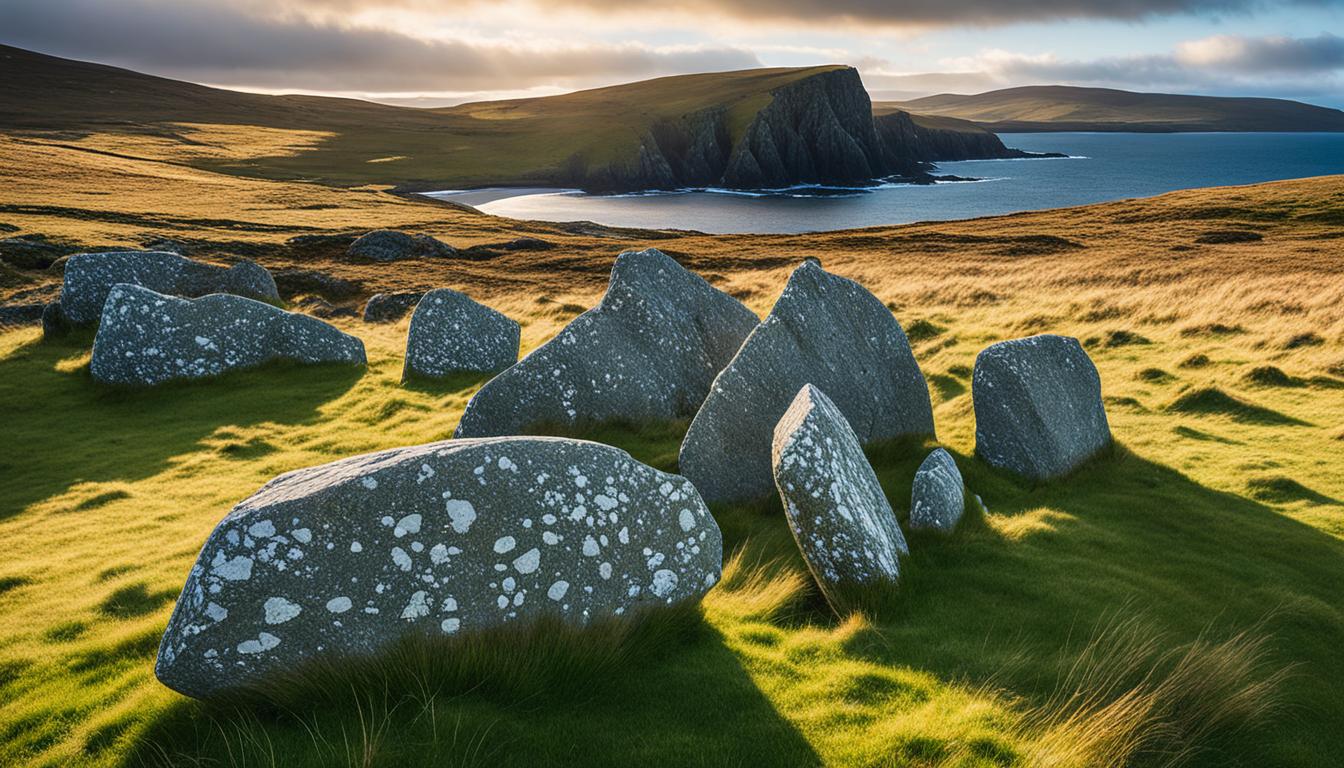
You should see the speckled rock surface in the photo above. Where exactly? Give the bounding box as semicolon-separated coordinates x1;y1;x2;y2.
155;436;723;700
681;260;935;503
772;385;907;604
909;449;965;533
973;334;1111;481
403;289;519;381
346;230;456;262
454;248;756;437
90;285;365;386
60;251;279;326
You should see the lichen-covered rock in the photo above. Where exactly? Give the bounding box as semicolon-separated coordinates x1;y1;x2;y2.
90;285;365;386
454;248;756;437
973;334;1111;481
346;230;456;262
60;251;280;326
403;289;519;381
681;260;935;503
155;436;723;700
909;449;965;533
772;385;907;605
362;292;424;323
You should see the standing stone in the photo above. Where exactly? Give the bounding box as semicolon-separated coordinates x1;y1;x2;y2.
454;248;757;437
346;230;457;262
402;288;519;381
60;251;279;326
363;292;424;323
772;385;907;607
909;449;965;533
91;284;365;386
973;334;1111;481
155;436;723;700
681;260;935;503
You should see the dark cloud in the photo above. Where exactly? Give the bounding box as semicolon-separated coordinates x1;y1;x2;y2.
0;0;760;93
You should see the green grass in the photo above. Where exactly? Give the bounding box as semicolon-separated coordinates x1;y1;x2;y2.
1;303;1342;767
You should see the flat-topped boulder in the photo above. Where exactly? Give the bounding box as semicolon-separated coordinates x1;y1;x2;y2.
680;260;935;503
346;230;457;262
772;385;908;608
909;449;965;533
973;334;1111;481
403;289;519;380
59;250;279;326
454;248;757;437
155;436;723;700
91;285;365;386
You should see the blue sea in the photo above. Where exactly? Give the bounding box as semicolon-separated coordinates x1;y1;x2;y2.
425;132;1344;235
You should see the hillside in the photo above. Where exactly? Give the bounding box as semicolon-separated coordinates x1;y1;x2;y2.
2;123;1344;765
0;45;1025;192
883;85;1344;132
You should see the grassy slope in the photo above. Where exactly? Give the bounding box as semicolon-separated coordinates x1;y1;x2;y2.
1;134;1344;766
881;85;1344;132
0;45;840;189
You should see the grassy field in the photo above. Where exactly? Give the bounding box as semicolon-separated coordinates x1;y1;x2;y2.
1;124;1343;766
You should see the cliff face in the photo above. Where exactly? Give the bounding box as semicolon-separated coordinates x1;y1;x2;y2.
563;67;1024;192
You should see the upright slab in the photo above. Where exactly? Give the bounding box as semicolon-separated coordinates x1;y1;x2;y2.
403;289;519;380
772;385;908;606
90;285;365;386
973;334;1111;481
454;248;756;437
909;448;965;533
156;437;723;700
60;250;278;326
681;260;935;503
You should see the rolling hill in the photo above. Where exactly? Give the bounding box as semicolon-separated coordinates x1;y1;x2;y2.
883;85;1344;132
0;45;1024;192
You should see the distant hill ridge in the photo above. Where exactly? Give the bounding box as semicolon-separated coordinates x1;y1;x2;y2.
882;85;1344;133
0;45;1029;192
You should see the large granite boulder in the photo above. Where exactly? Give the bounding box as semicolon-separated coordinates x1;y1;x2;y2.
60;250;279;326
772;385;907;607
91;285;365;386
909;449;965;533
973;334;1111;481
362;292;424;323
346;230;456;262
681;260;935;503
403;289;519;381
454;248;757;437
155;436;723;700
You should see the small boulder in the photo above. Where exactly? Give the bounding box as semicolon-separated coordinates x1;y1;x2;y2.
973;334;1111;481
909;449;965;533
155;436;723;700
61;251;280;326
272;269;362;301
292;296;358;320
681;260;935;503
403;288;519;380
91;284;365;386
363;292;424;323
772;385;907;607
346;230;456;262
455;248;757;437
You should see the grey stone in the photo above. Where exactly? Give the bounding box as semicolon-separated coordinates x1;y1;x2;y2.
403;288;519;381
680;260;935;503
772;385;907;605
91;284;365;386
346;230;457;262
42;301;71;338
909;449;965;533
272;269;362;301
60;250;280;326
0;303;45;327
455;248;756;437
363;292;424;323
155;436;723;700
972;334;1111;481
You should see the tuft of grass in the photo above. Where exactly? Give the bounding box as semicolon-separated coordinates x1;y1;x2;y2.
1178;323;1244;338
98;582;178;619
1242;365;1303;388
1178;353;1212;369
1136;367;1174;383
1246;475;1339;506
1282;332;1324;350
1101;329;1152;348
904;318;945;343
1166;386;1304;425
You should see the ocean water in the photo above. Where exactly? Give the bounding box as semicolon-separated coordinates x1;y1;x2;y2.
425;132;1344;234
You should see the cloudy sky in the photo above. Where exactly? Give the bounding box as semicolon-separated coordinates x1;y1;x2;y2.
2;0;1341;107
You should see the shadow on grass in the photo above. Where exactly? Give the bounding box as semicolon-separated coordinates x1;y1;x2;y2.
0;335;365;519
